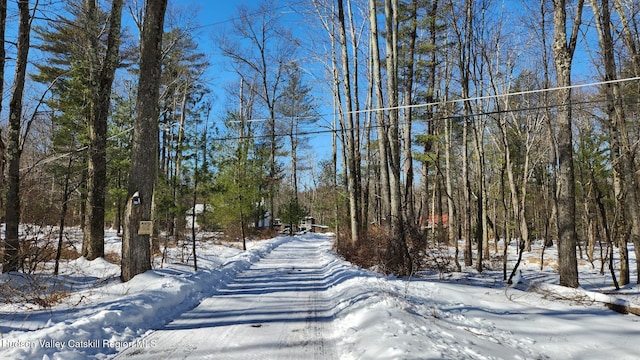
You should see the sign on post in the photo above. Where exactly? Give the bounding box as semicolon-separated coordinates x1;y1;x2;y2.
138;221;153;235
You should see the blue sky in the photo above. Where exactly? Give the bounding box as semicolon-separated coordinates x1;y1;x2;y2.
172;0;337;169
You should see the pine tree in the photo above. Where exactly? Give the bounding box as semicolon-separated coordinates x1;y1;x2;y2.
212;113;268;250
32;0;124;260
106;90;135;234
279;199;309;236
157;27;210;237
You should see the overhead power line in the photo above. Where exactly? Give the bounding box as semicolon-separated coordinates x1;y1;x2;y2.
346;75;640;116
21;75;640;170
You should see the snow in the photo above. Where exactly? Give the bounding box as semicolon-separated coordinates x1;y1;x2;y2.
1;230;639;360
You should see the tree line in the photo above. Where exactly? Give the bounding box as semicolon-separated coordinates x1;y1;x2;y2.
306;0;640;287
0;0;639;288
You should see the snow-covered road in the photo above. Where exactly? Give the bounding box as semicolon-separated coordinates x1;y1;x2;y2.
115;236;338;359
2;231;638;359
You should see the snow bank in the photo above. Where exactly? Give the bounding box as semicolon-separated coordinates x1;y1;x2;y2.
0;235;292;360
1;231;639;360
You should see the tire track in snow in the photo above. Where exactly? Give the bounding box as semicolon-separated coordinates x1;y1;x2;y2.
114;235;338;359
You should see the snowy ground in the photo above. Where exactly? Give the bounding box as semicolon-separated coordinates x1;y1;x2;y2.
0;229;639;359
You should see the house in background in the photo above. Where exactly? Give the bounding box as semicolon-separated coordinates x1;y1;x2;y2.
255;211;270;229
299;216;315;232
420;214;449;230
274;216;329;234
185;204;212;229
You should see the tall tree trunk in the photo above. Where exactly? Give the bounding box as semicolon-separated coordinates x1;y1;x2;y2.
445;113;460;271
191;155;199;269
346;0;363;236
3;0;31;273
121;0;167;282
83;0;124;260
590;0;639;284
0;0;6;224
290;127;298;200
402;0;418;225
329;17;341;244
385;0;411;275
55;157;75;275
172;89;188;234
540;0;559;249
368;0;391;231
455;0;474;267
337;0;360;246
421;0;440;234
472;115;487;271
363;78;372;229
551;0;583;288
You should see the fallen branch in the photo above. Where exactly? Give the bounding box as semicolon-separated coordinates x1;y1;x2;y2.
605;302;640;316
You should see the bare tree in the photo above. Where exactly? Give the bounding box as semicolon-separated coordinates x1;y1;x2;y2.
336;0;361;246
612;0;640;78
218;0;297;230
449;0;474;267
368;0;391;232
0;0;6;223
590;0;640;284
121;0;168;282
3;0;32;273
551;0;583;288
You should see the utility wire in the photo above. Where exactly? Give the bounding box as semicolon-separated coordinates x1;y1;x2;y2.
189;0;308;31
207;93;640;143
346;75;640;116
21;75;640;171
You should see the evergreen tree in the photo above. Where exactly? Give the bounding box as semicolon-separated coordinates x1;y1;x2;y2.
32;0;125;260
211;113;268;250
279;198;309;236
157;27;210;236
106;88;135;234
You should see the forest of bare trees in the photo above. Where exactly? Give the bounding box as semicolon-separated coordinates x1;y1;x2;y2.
0;0;639;288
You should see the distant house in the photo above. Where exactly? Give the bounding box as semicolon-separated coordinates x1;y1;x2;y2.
299;216;315;232
185;204;212;229
274;216;328;233
421;214;449;230
256;211;270;229
254;198;270;229
311;224;329;233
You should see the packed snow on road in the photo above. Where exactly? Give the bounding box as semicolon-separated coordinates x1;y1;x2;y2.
1;230;639;359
